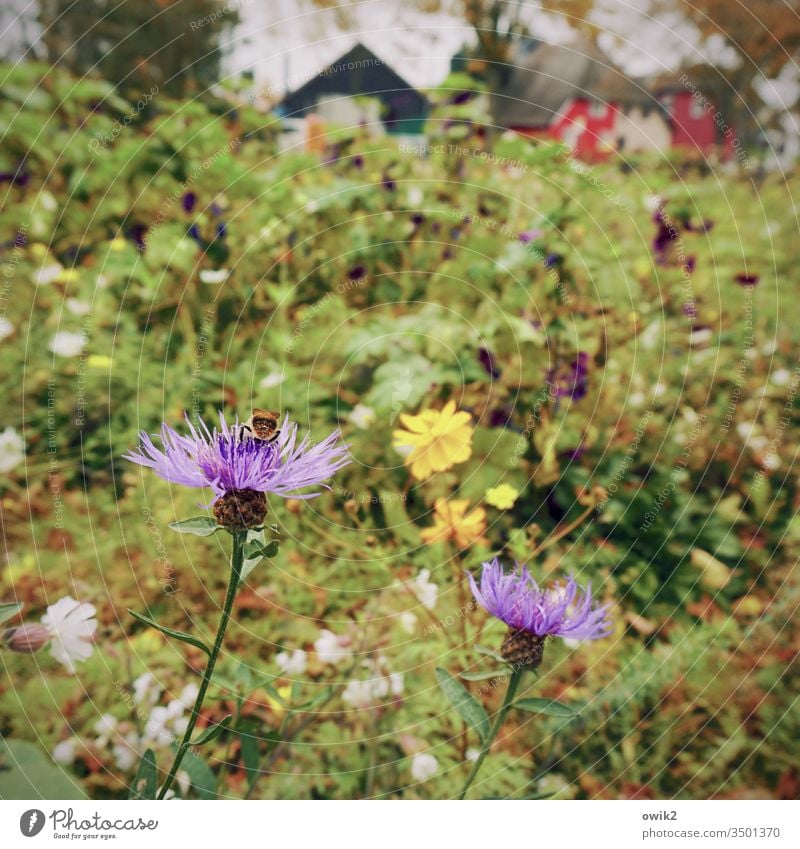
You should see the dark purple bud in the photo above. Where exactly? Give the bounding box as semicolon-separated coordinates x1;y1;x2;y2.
182;192;197;213
478;347;500;378
734;272;759;286
348;265;366;280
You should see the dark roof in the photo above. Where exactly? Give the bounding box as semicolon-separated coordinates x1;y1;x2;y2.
496;40;654;128
279;43;428;131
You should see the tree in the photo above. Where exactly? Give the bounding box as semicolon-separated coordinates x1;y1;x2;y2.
669;0;800;139
37;0;238;97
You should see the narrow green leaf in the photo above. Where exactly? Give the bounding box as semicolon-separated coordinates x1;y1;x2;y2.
238;724;261;779
0;601;23;626
293;686;334;711
435;668;490;743
129;749;157;800
461;669;506;681
169;516;219;536
128;609;211;655
475;645;506;664
514;698;578;718
191;715;232;746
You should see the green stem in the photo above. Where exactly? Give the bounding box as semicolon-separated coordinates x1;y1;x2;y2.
457;668;523;800
157;530;246;800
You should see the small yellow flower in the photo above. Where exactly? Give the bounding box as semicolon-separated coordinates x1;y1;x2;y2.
263;684;292;719
485;483;520;510
392;401;473;480
109;237;127;252
420;498;486;549
87;354;112;369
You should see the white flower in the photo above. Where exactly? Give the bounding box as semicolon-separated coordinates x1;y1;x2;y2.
0;317;13;341
276;648;307;675
314;629;352;664
410;569;438;610
259;370;285;389
41;596;97;672
347;403;376;429
199;269;229;284
691;328;713;347
93;714;118;747
771;368;791;386
0;426;25;473
52;739;78;765
132;672;159;707
48;331;86;357
342;679;385;709
35;264;63;286
342;662;403;708
113;737;139;772
143;706;177;748
388;671;404;697
644;194;663;213
178;683;199;708
410;752;438;781
465;747;480;762
762;453;780;470
399;611;418;633
65;298;91;316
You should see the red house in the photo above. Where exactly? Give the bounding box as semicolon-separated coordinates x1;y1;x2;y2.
653;74;733;157
496;40;669;159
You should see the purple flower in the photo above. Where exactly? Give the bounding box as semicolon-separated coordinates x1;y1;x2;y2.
478;346;500;378
182;192;197;213
734;272;759;286
518;228;542;244
124;412;351;504
548;352;589;400
469;558;613;642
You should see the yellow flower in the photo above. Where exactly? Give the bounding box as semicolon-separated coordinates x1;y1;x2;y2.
262;684;292;719
109;237;127;252
392;401;473;480
485;483;520;510
420;498;486;549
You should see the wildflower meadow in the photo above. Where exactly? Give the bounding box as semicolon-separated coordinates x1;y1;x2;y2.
1;30;799;816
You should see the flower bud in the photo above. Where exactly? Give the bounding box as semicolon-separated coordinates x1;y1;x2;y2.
213;489;267;529
3;623;51;654
501;629;545;669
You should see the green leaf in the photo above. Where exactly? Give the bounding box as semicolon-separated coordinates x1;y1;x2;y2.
243;540;279;560
128;610;211;655
435;668;490;743
293;686;334;711
178;749;217;800
191;715;232;746
129;749;157;800
0;737;87;799
241;529;279;582
0;601;23;626
461;669;506;681
514;698;578;718
475;645;507;664
238;724;261;780
169;516;220;536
